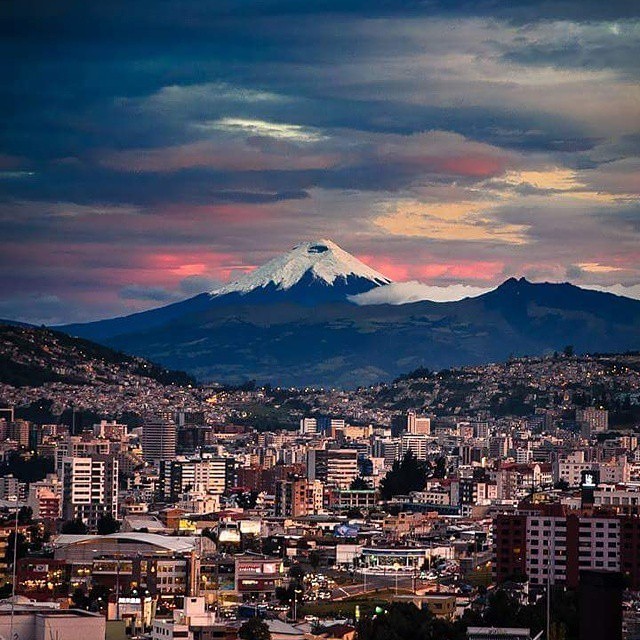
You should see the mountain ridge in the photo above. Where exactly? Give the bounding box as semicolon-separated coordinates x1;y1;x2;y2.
0;323;195;388
52;241;640;387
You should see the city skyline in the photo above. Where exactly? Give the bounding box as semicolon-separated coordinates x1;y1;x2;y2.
1;1;639;325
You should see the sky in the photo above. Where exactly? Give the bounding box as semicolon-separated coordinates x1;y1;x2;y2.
1;1;639;324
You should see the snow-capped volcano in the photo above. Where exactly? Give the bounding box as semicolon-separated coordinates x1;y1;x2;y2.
209;239;391;301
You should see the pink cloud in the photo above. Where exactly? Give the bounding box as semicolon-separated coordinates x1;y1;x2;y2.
390;154;508;178
359;253;504;282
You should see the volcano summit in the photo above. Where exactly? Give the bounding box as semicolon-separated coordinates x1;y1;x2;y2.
59;240;640;387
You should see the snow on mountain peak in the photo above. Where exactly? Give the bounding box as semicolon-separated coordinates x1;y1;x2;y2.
210;239;392;296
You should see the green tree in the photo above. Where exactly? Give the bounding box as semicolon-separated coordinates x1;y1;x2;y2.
432;456;447;479
96;514;120;535
288;563;305;583
6;532;28;564
18;506;33;525
358;602;459;640
61;518;88;534
350;476;371;490
71;587;90;609
239;617;271;640
379;451;428;499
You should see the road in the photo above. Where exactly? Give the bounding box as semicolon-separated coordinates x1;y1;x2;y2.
331;572;435;600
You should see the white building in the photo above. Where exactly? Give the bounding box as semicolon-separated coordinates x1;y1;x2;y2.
299;417;318;435
401;434;430;461
151;597;222;640
60;455;118;531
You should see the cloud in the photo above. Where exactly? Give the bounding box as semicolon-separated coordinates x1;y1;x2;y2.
203;118;326;142
349;281;492;305
373;200;530;245
179;275;222;294
585;284;640;300
119;285;182;302
0;293;68;326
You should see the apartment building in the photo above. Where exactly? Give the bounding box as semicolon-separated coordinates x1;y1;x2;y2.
61;454;118;532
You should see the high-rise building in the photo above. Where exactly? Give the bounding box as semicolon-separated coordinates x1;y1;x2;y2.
577;407;609;436
8;419;30;447
488;436;508;460
159;456;234;502
274;477;324;517
142;418;177;463
307;448;358;489
406;411;431;435
299;417;318;435
373;439;400;467
401;434;430;460
55;435;112;473
493;504;640;590
61;454;118;532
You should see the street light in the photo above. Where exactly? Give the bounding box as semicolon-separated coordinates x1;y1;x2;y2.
9;503;20;640
393;562;401;596
292;589;303;621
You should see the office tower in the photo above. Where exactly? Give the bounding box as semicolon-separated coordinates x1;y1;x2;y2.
488;436;508;460
406;411;431;435
373;439;400;467
61;454;118;532
175;410;205;427
142;417;177;463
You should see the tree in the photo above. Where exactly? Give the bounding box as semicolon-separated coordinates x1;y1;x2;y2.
432;456;447;479
61;518;88;534
288;563;305;583
357;602;458;640
97;513;120;535
18;506;33;525
5;532;28;564
239;617;271;640
71;587;90;610
563;345;574;357
350;476;371;490
308;550;321;570
379;451;428;500
235;490;260;509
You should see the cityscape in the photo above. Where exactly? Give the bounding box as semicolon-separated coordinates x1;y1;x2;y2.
0;308;639;640
2;2;640;640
